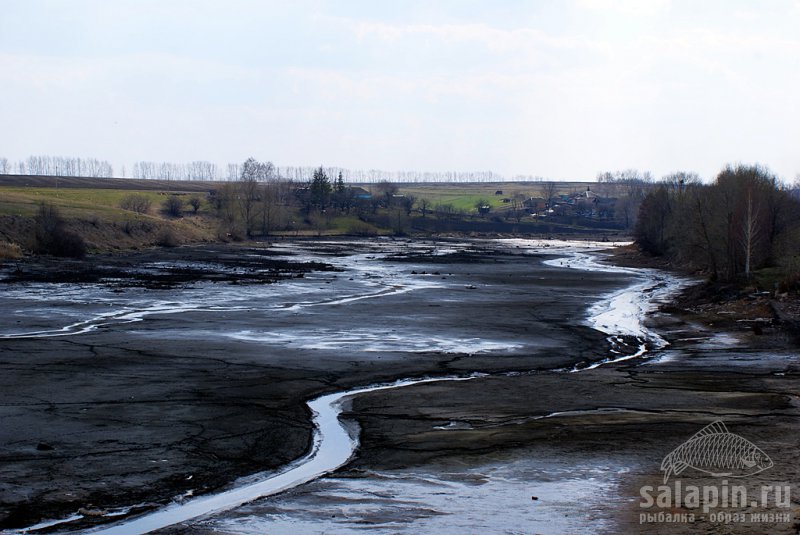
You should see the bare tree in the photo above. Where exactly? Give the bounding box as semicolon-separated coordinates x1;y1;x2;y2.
741;187;760;279
418;198;431;218
21;155;113;178
539;182;558;207
389;206;409;235
634;186;672;255
509;193;527;222
635;164;798;282
238;158;262;236
309;210;330;237
227;163;240;181
400;194;416;216
662;171;700;194
260;182;288;235
374;180;398;207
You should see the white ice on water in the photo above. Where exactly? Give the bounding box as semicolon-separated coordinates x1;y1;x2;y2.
540;248;690;370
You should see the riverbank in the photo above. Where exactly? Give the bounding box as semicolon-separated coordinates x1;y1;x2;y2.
608;244;800;344
0;239;797;534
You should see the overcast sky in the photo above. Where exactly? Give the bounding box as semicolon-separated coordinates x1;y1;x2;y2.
1;0;799;181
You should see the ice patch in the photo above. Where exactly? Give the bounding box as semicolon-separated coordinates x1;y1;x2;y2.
229;330;518;355
544;249;692;370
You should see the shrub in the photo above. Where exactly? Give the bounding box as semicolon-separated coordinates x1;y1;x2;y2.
54;231;87;258
217;223;244;242
155;227;180;247
120;194;152;214
121;219;155;235
33;203;87;258
188;196;202;214
162;195;183;218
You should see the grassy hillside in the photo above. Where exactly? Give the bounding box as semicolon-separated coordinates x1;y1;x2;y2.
0;181;217;257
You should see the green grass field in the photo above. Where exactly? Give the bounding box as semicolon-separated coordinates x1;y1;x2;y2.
0;187;207;218
398;182;586;213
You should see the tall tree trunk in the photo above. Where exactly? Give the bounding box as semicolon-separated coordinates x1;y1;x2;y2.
742;189;759;279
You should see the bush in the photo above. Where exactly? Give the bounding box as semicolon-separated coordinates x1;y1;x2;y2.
188;196;202;214
155;227;180;247
54;231;87;258
121;219;155;235
33;203;87;258
120;194;152;214
217;223;244;242
162;195;183;218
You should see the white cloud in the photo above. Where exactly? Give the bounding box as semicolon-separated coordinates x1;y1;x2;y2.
576;0;671;17
345;18;605;56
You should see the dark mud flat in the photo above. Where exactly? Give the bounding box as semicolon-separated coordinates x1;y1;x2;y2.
0;244;338;288
0;239;798;534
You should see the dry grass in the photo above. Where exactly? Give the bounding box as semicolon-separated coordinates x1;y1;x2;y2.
0;241;22;260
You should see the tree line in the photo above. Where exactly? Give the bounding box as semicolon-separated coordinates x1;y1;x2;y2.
131;161;223;181
1;154;517;183
131;163;508;183
207;159;432;238
1;155;113;178
635;164;800;284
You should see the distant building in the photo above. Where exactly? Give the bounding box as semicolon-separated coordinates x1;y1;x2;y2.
349;186;372;199
523;197;547;211
573;187;599;201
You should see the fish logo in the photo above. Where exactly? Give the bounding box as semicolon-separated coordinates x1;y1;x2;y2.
661;421;773;484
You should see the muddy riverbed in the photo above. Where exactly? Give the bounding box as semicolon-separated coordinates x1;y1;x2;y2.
0;239;797;534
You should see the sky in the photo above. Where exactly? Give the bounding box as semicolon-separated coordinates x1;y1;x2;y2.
1;0;799;182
